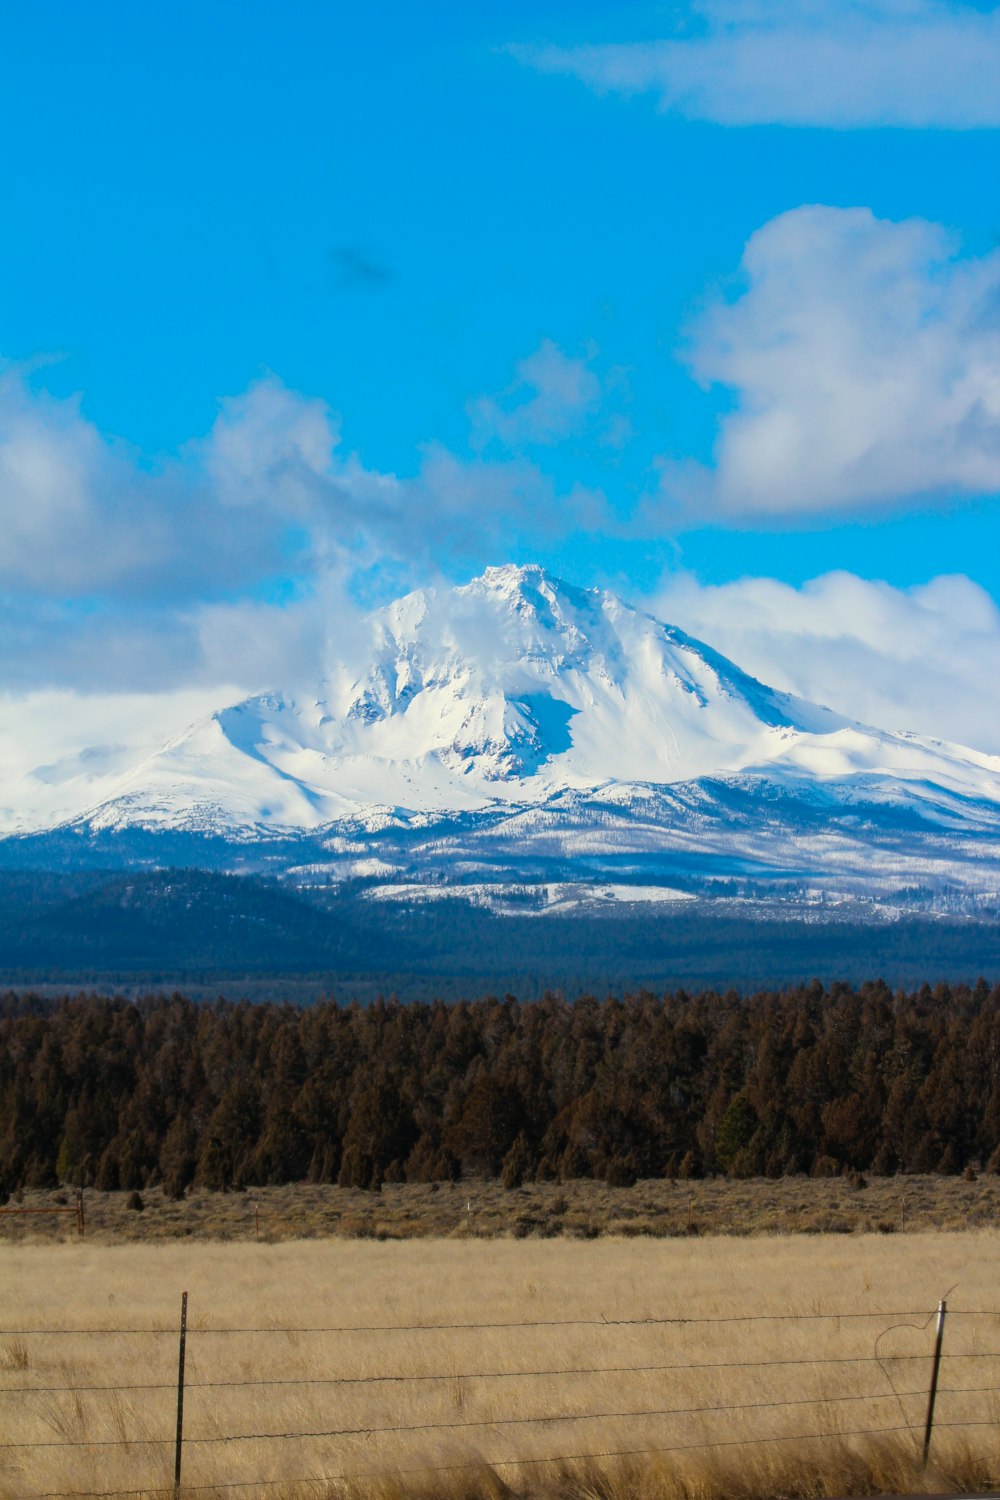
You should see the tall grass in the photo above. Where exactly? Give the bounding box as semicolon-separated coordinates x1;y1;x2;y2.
2;1233;999;1499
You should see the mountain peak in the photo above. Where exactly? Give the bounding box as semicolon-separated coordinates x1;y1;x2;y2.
8;564;1000;852
471;561;583;605
478;562;554;587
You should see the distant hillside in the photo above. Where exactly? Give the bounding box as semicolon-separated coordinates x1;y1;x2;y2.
1;868;999;994
0;869;375;973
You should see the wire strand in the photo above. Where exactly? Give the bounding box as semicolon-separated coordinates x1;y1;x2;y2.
0;1348;962;1398
34;1422;936;1498
0;1386;932;1451
0;1307;960;1336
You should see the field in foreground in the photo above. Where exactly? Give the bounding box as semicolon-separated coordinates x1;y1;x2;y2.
2;1172;999;1243
2;1233;1000;1500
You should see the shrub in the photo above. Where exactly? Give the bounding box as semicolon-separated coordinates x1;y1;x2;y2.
605;1157;638;1188
501;1133;533;1191
715;1095;759;1173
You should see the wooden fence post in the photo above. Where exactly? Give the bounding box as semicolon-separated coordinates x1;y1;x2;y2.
174;1291;188;1495
76;1188;85;1237
922;1298;947;1467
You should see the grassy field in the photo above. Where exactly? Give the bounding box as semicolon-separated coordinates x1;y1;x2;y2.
2;1232;1000;1500
2;1172;999;1243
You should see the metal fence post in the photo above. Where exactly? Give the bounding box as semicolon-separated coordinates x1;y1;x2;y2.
922;1298;947;1467
174;1291;188;1494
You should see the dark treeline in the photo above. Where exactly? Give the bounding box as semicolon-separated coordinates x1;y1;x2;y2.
2;980;1000;1198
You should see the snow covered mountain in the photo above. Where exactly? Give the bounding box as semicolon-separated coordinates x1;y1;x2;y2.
4;564;1000;913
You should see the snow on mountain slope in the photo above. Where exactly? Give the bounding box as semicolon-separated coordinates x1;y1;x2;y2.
7;563;1000;841
0;688;237;836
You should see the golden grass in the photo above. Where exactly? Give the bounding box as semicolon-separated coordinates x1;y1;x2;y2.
2;1234;999;1500
3;1172;1000;1244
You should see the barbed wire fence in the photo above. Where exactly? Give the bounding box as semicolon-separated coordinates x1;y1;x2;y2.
3;1302;1000;1498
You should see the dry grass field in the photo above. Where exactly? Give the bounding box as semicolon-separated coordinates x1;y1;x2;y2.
2;1232;1000;1500
2;1172;999;1244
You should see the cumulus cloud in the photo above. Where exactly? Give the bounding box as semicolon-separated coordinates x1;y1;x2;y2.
205;377;342;514
411;443;606;555
0;355;606;695
655;568;1000;753
0;370;158;595
657;205;1000;520
0;366;360;603
511;0;1000;129
0;580;358;698
469;339;602;447
0;367;377;692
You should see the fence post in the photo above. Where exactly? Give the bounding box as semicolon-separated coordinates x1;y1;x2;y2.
174;1291;188;1495
922;1298;947;1467
76;1188;85;1237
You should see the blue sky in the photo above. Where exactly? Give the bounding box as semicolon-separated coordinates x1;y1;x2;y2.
2;0;1000;753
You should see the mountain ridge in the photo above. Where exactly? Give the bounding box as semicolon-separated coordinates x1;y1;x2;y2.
15;562;1000;834
3;564;1000;918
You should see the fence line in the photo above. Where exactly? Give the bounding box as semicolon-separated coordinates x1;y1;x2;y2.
2;1348;972;1398
32;1421;994;1500
5;1300;1000;1497
0;1388;941;1451
12;1305;999;1335
0;1189;85;1238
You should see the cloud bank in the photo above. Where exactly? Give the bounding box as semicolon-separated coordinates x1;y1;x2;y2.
0;369;351;604
658;205;1000;520
0;352;605;696
512;0;1000;129
656;568;1000;753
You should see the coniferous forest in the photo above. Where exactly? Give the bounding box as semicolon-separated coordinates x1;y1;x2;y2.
2;981;1000;1199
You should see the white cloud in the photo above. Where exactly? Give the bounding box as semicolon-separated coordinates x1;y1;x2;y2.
193;568;367;694
0;366;354;602
512;0;1000;129
655;568;1000;753
469;339;602;447
0;353;607;695
657;205;1000;519
410;443;606;553
0;685;245;833
206;376;341;514
0;370;156;594
0;367;384;692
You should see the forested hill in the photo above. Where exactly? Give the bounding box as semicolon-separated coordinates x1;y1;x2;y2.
2;868;1000;995
2;982;999;1198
